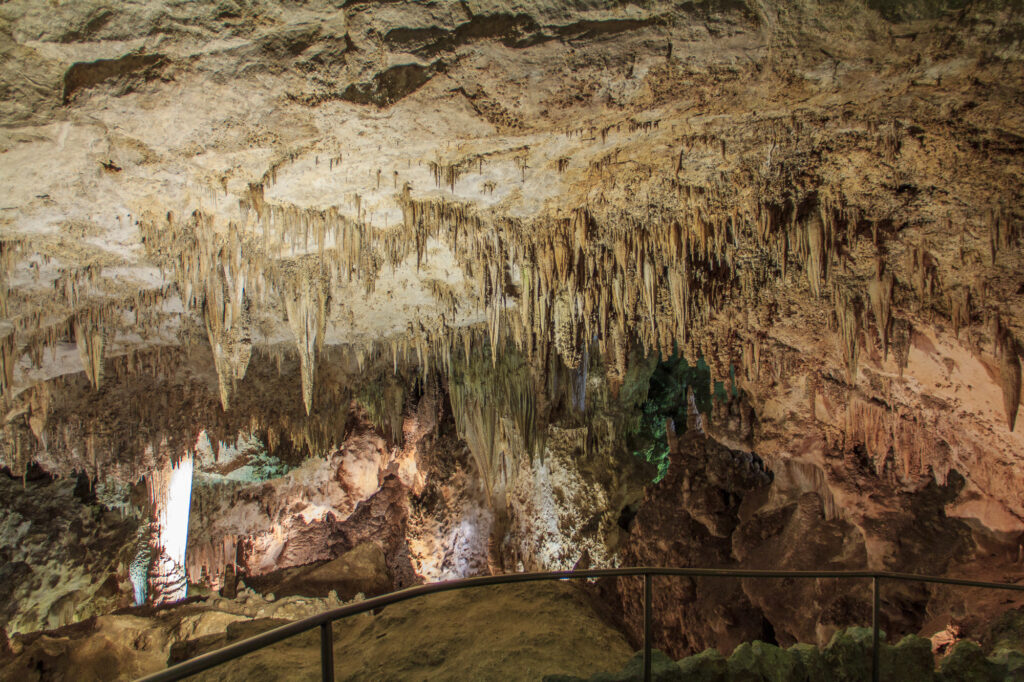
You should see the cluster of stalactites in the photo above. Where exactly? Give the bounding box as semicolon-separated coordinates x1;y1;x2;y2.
53;263;104;309
0;338;365;479
131;154;1022;437
398;185;761;389
845;394;953;486
2;263;170;400
447;344;543;509
138;181;471;413
388;182;967;406
134;167;823;419
142;213;254;409
186;534;238;592
140;209;346;412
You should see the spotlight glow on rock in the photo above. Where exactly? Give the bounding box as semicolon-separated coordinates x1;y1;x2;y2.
147;453;195;605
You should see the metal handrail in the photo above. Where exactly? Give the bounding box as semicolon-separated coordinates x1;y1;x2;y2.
136;568;1024;682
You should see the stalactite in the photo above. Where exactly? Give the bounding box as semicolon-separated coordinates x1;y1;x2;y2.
27;385;48;446
997;321;1021;432
908;245;938;303
805;213;826;298
892;318;912;377
868;261;894;357
202;231;252;411
987;206;1018;265
356;375;405;444
845;396;938;484
187;535;238;592
425;279;459;316
834;287;862;384
553;289;583;370
0;325;15;399
0;239;23;319
447;342;549;507
53;264;102;307
949;286;971;340
282;265;330;415
73;313;104;390
878;119;901;161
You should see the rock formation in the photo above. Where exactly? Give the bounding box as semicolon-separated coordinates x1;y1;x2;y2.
1;0;1023;677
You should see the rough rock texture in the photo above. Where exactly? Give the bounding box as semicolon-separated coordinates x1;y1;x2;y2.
1;0;1024;672
547;628;1021;681
505;420;648;572
187;413;421;585
1;0;1022;531
244;541;391;601
406;429;496;580
608;428;1013;658
0;469;138;635
0;585;356;681
611;431;774;657
178;393;448;597
0;581;633;681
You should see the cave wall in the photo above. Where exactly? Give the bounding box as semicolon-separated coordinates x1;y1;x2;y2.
0;0;1021;657
0;469;138;635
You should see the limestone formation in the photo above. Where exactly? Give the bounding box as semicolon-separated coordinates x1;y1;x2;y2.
0;0;1023;676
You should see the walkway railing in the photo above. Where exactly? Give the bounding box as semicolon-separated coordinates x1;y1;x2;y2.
136;567;1024;682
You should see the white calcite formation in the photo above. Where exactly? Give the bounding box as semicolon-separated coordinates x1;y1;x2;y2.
145;452;194;605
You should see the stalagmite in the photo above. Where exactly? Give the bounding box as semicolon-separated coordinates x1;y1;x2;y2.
146;451;195;605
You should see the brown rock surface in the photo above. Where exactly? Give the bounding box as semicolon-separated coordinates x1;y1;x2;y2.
0;581;633;681
1;0;1024;669
246;541;391;601
0;470;138;635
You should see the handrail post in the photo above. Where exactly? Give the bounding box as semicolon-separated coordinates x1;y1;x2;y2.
134;568;1024;682
871;575;880;682
643;573;652;682
321;621;335;682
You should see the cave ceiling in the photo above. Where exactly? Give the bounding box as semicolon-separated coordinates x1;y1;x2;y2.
0;0;1022;529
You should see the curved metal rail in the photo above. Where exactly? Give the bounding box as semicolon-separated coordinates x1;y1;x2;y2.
137;567;1024;682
